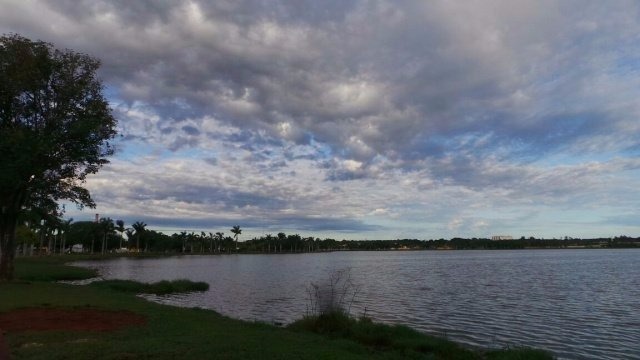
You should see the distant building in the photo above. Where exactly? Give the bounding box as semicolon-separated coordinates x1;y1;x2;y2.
491;235;514;241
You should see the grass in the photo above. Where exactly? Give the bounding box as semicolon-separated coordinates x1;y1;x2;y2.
12;256;98;281
89;279;210;295
0;256;555;359
289;312;554;360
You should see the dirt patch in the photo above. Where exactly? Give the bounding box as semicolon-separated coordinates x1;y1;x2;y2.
0;307;146;332
0;331;9;360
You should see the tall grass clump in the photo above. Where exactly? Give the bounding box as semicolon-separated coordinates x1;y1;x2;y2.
305;267;359;317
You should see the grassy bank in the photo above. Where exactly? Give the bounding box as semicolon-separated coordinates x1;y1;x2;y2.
0;256;554;359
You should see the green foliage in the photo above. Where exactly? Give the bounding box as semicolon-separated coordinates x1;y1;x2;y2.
0;33;116;280
15;224;37;245
149;279;209;294
0;33;116;211
91;279;209;295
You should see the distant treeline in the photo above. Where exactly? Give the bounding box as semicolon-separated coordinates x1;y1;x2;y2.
342;236;640;250
14;219;640;255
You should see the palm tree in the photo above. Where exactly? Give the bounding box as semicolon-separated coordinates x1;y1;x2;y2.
215;232;224;253
99;217;115;254
60;218;72;254
207;232;213;253
265;234;273;253
131;221;147;252
230;225;241;251
179;231;187;253
277;232;286;253
187;232;196;253
125;228;135;250
115;220;125;249
200;232;207;253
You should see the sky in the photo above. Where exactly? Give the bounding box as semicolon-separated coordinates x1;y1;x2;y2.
3;0;640;240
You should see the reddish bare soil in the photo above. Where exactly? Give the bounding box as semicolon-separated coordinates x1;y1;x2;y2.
0;331;8;360
0;307;146;332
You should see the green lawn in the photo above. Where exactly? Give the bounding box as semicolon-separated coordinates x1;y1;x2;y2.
0;256;554;359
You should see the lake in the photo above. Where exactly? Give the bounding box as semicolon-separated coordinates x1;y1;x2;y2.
74;249;640;360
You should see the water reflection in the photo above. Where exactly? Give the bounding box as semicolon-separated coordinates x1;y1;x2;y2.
74;249;640;360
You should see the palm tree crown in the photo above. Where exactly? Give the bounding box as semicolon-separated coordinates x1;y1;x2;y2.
131;221;147;252
231;225;241;250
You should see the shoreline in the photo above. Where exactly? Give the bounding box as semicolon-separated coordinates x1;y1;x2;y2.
1;256;554;359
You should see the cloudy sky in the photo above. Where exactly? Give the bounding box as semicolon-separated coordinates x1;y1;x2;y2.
4;0;640;239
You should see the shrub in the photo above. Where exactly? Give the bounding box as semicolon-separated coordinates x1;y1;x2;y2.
306;268;359;316
91;279;209;295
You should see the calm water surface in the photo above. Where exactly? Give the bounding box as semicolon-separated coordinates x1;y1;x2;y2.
74;249;640;360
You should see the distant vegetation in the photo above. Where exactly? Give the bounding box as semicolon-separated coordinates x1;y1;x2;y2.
12;217;640;257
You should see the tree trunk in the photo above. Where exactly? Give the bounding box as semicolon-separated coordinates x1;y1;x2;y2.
0;215;18;281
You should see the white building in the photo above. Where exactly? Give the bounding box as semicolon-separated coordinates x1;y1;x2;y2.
70;244;84;253
491;235;514;241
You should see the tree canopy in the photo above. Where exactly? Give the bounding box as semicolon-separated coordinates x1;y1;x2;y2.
0;34;116;280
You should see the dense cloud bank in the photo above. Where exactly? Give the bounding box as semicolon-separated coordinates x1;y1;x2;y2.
4;1;640;238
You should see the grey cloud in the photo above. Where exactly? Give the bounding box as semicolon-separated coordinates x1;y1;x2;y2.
6;0;639;177
168;136;200;151
182;125;200;136
6;0;640;239
160;127;175;135
147;183;287;211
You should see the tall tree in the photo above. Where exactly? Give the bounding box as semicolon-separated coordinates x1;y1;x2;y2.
277;232;286;253
131;221;146;252
230;225;241;251
265;233;273;253
124;228;135;250
215;232;224;253
0;34;116;280
115;219;125;249
59;218;72;254
208;232;214;253
99;217;114;254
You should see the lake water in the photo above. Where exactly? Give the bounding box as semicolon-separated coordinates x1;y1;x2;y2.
74;249;640;360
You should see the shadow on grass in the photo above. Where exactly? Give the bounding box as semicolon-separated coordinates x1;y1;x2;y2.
14;256;98;281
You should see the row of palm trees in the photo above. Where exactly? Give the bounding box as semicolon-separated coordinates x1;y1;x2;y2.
95;219;243;254
95;218;148;254
17;214;344;255
171;227;241;254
